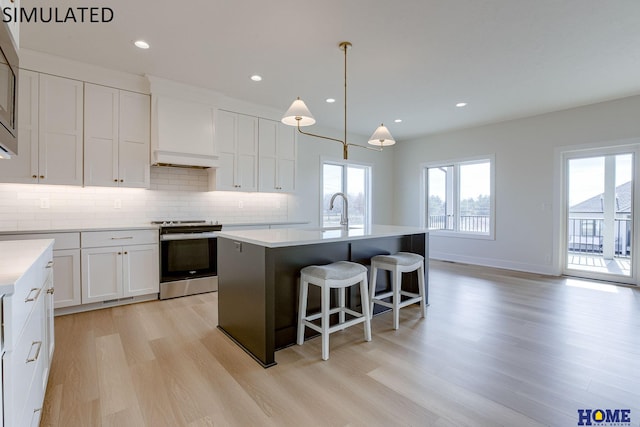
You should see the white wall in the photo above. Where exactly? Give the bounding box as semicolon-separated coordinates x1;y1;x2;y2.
393;95;640;275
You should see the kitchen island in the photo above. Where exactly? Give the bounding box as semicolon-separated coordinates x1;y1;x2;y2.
216;225;428;367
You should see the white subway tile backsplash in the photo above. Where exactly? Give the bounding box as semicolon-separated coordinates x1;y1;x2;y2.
0;167;294;231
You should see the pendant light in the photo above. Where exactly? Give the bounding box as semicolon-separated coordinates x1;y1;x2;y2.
281;41;395;160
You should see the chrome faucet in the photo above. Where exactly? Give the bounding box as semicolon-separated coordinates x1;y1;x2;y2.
329;192;349;227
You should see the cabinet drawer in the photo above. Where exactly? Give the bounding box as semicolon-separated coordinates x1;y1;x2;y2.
6;290;45;427
0;232;79;250
81;229;158;248
4;247;52;350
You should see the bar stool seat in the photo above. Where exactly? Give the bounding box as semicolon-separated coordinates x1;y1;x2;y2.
297;261;371;360
369;252;426;329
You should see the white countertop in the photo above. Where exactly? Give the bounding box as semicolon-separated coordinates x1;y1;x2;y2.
216;224;427;248
0;225;158;235
0;239;54;294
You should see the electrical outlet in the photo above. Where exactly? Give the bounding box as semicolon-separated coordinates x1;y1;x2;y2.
40;198;50;209
238;200;244;209
114;199;122;209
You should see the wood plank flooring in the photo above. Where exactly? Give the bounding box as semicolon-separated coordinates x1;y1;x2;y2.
40;261;640;426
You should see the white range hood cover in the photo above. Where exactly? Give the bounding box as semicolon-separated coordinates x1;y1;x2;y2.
152;150;219;169
149;75;221;169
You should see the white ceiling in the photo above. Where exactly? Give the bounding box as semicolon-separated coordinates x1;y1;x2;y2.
19;0;640;141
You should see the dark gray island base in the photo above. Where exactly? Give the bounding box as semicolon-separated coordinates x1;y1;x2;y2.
217;226;428;367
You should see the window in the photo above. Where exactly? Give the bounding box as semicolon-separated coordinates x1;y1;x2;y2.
322;160;371;228
423;157;494;237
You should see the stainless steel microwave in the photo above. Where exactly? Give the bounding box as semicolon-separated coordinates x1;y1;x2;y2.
0;19;17;159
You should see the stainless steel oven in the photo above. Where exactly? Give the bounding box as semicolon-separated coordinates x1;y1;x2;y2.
155;221;222;300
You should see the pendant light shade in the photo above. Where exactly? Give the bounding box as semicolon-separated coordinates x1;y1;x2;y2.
281;97;316;127
368;124;396;147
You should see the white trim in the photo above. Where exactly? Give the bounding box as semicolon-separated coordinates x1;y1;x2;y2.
429;251;557;276
420;154;495;240
555;139;640;285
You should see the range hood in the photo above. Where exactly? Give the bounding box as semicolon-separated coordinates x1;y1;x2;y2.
152;150;218;169
149;76;220;169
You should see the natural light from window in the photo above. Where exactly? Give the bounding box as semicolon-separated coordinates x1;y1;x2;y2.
322;161;370;228
425;158;493;236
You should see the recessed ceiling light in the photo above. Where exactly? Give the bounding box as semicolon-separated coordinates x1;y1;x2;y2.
134;40;150;49
456;102;468;107
250;75;262;82
394;119;402;123
326;98;336;103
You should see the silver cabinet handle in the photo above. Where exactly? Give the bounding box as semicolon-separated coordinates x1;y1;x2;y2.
46;260;54;268
25;287;42;303
26;341;42;363
110;236;133;240
47;287;55;295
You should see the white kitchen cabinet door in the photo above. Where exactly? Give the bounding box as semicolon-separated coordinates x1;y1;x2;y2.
236;114;258;191
119;91;150;188
122;244;158;297
84;86;150;188
215;109;239;190
258;118;296;192
215;110;258;191
84;83;119;187
38;74;83;186
81;247;122;304
277;123;296;192
0;70;39;183
258;118;278;192
52;249;81;309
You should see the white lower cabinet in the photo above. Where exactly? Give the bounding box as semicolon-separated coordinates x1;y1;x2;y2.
81;230;159;304
123;244;159;297
52;249;81;308
0;233;81;310
1;240;54;427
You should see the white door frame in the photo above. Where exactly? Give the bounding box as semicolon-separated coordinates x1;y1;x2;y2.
557;142;640;284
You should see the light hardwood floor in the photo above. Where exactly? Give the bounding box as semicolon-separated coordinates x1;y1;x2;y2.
41;261;640;427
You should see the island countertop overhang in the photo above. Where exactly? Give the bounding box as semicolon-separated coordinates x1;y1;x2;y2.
215;224;428;248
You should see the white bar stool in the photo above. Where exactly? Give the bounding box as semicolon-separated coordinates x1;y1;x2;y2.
297;261;372;360
369;252;426;330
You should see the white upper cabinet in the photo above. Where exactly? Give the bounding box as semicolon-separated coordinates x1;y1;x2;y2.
84;83;150;188
38;74;84;185
0;72;83;185
215;110;258;191
258;118;296;192
84;84;118;187
119;91;151;187
152;96;218;167
0;69;38;183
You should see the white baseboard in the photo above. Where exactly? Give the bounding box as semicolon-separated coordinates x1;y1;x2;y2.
429;251;559;276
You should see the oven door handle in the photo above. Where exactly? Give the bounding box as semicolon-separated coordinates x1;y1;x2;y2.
160;232;219;241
